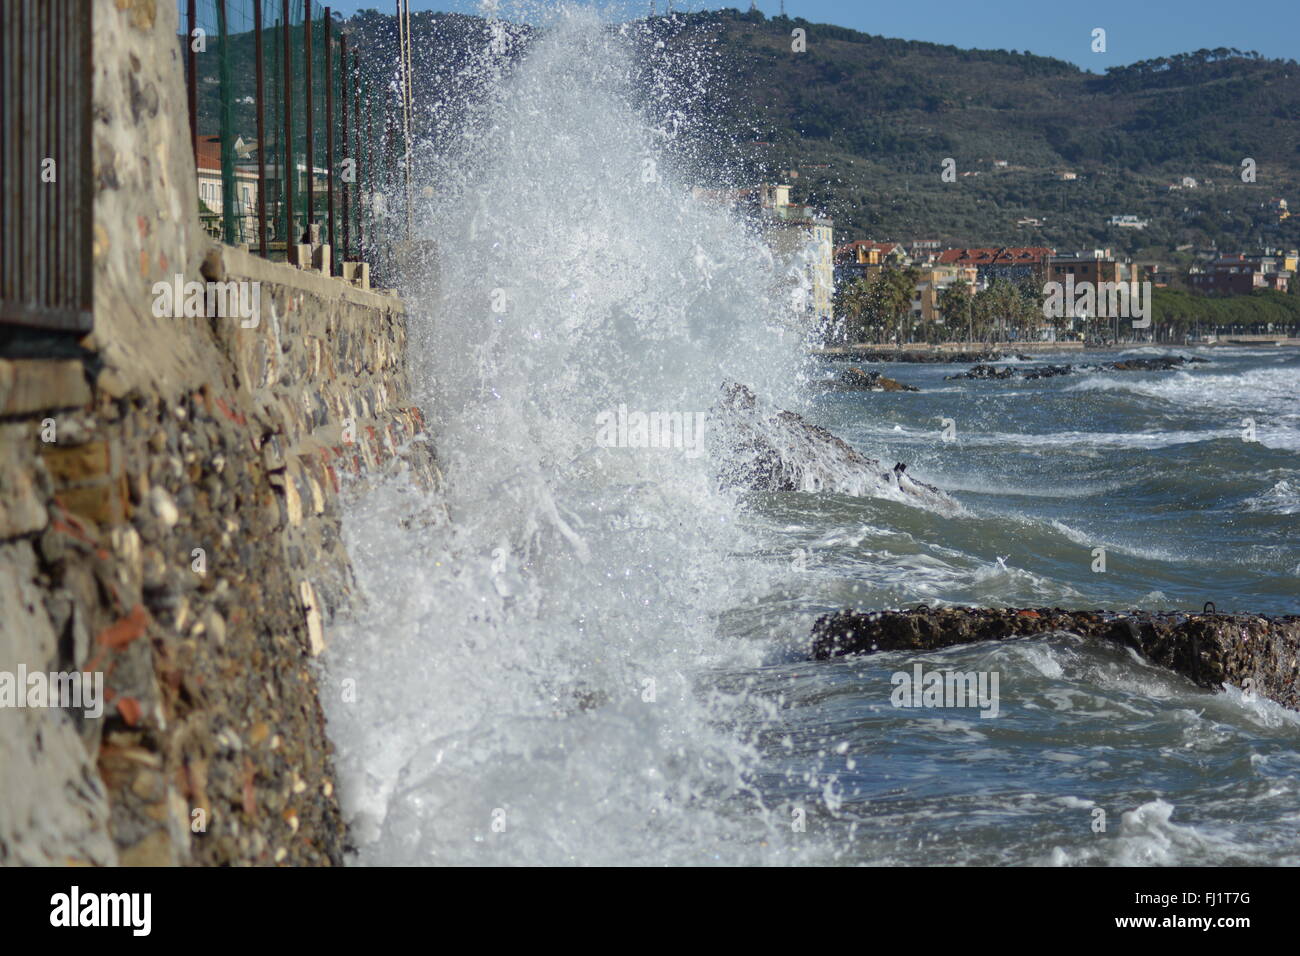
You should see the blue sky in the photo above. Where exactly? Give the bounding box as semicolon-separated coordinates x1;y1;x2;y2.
323;0;1299;71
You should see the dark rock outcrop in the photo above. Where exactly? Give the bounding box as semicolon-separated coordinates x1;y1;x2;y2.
1020;364;1077;380
810;605;1300;710
833;367;920;392
712;383;959;513
947;354;1209;381
833;349;1006;364
949;363;1016;380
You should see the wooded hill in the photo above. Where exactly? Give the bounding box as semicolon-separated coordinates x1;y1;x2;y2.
346;7;1300;258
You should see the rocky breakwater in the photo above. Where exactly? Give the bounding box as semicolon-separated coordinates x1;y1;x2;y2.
947;354;1209;381
829;349;1018;364
810;606;1300;711
712;383;959;514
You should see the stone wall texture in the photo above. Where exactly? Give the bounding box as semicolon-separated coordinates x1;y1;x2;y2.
0;0;437;866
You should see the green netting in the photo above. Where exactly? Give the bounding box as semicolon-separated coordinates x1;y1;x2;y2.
178;0;374;266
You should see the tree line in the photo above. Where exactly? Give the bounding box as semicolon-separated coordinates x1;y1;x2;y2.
832;271;1047;344
831;273;1300;344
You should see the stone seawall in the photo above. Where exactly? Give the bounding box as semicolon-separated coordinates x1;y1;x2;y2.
0;0;437;866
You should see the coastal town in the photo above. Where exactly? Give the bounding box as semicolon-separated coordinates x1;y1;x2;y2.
719;178;1298;346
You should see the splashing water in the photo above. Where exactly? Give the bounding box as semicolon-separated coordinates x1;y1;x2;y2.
323;5;830;866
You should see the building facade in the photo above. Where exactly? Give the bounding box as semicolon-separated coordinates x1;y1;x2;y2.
1047;249;1142;287
1189;254;1294;295
938;246;1054;285
703;183;835;323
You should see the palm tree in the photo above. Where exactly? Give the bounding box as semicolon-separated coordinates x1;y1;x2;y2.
833;276;873;343
938;280;972;344
869;267;919;344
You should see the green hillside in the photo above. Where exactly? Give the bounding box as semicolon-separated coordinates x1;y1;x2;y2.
349;7;1300;258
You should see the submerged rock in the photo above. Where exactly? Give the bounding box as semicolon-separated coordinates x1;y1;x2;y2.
948;363;1016;380
1110;355;1209;372
809;605;1300;710
833;367;920;392
1019;364;1076;380
712;383;959;513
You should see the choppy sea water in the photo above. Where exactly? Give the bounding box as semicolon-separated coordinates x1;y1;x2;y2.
320;7;1300;866
727;347;1300;866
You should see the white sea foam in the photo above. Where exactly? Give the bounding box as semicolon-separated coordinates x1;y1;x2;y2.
323;6;827;866
1244;479;1300;515
1047;519;1195;564
853;421;1237;449
1067;365;1300;416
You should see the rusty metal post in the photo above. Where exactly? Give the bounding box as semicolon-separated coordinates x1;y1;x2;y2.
43;0;53;307
325;7;335;271
340;32;349;262
254;0;268;256
356;57;365;260
79;0;92;321
282;0;294;247
187;0;198;164
304;3;314;229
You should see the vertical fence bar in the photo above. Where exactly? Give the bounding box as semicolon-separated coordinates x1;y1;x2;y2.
340;31;349;263
303;3;314;229
217;0;236;244
187;0;198;163
41;0;51;309
356;59;364;261
42;0;51;306
77;0;91;321
56;0;66;309
25;0;36;309
394;0;404;242
254;0;268;256
63;0;71;311
57;0;67;310
2;2;12;311
402;0;413;240
2;3;10;308
363;92;372;261
325;7;335;270
282;0;294;245
82;0;92;318
33;0;39;305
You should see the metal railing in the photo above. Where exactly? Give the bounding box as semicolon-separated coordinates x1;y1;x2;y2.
1;0;94;334
178;0;397;272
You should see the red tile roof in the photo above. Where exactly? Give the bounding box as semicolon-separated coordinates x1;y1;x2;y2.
836;239;902;254
195;135;223;173
938;246;1053;265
